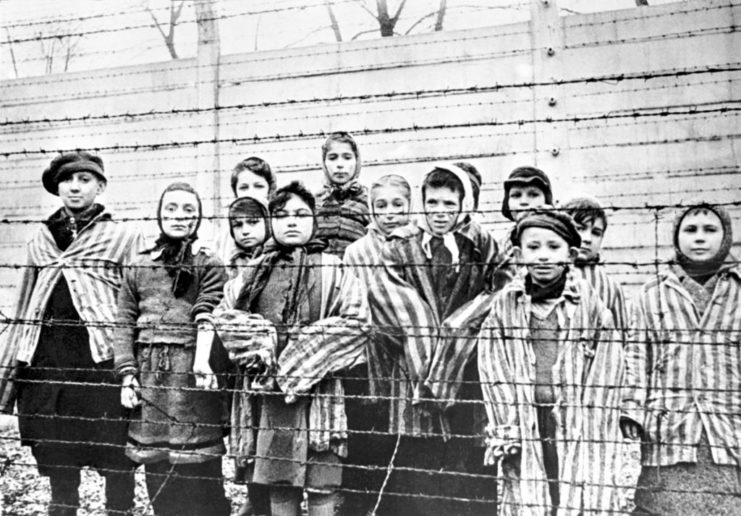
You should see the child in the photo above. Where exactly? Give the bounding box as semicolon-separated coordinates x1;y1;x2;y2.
314;131;371;257
113;182;230;516
563;196;628;330
226;195;270;277
214;181;368;516
478;208;625;515
622;202;740;514
367;165;498;516
342;174;413;515
217;156;276;267
0;152;142;516
225;194;272;516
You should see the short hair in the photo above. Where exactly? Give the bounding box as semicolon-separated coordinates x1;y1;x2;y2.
422;168;464;203
321;131;360;162
453;162;481;210
230;157;276;197
370;174;412;202
269;180;316;215
562;197;608;230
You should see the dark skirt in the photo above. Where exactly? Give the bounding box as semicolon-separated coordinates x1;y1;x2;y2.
16;286;131;476
253;392;342;491
634;432;740;515
126;342;227;464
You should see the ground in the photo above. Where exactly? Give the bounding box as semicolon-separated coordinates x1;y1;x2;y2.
1;415;640;515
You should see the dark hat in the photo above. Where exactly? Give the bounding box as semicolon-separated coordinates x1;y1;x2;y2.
512;208;581;248
42;152;106;196
501;166;553;221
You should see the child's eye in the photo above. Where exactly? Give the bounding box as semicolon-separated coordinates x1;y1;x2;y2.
274;211;288;219
548;243;562;250
510;191;522;199
392;200;405;208
592;229;603;237
245;218;260;225
704;226;719;233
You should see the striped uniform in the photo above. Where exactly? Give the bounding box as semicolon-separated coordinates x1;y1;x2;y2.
366;221;496;435
0;212;143;411
478;273;625;515
576;263;628;332
215;251;369;456
623;265;741;467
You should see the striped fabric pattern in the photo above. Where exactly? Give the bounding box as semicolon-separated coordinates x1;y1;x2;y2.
215;252;369;456
576;263;628;332
365;220;496;436
623;266;741;467
0;213;143;411
478;273;625;515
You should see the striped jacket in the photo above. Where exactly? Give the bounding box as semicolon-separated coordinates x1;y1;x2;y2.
575;263;628;332
366;221;496;435
623;265;741;467
478;273;624;515
0;211;143;412
214;251;369;456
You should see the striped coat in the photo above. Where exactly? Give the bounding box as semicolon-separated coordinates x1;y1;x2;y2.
623;265;741;467
366;221;495;435
478;273;624;515
0;211;143;412
214;251;369;456
575;263;628;332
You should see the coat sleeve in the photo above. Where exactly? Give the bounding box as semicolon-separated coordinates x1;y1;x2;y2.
192;254;228;323
276;255;370;397
622;295;650;427
477;296;521;465
366;239;437;383
112;260;141;378
0;251;38;412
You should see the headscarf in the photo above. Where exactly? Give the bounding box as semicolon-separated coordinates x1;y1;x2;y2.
320;131;363;199
228;195;270;252
672;202;733;281
153;182;202;297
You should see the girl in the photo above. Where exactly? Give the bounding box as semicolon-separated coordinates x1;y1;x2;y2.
314;131;371;257
113;182;230;516
342;174;413;515
227;195;270;277
214;181;368;516
622;202;740;515
479;209;625;515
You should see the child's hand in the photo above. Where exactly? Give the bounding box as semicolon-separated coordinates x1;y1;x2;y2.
121;374;141;409
620;417;643;440
193;358;218;390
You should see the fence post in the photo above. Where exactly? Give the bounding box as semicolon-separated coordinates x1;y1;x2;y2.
529;0;571;195
194;0;222;240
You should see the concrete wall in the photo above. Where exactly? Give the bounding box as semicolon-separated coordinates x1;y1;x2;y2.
0;0;739;312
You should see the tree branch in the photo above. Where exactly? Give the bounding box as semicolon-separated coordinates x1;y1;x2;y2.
391;0;408;23
434;0;446;31
325;0;343;42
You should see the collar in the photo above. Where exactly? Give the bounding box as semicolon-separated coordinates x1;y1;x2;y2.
421;230;460;272
511;269;581;305
150;238;207;260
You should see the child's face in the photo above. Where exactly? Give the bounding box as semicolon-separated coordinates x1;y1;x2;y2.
57;171;105;212
575;217;605;262
271;194;314;247
424;186;461;236
231;216;266;250
517;227;575;285
160;190;200;240
235;170;270;201
677;209;724;262
323;141;357;186
508;185;546;221
372;185;410;236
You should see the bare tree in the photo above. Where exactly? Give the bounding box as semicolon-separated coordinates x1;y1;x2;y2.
636;0;649;5
38;24;83;74
145;0;186;59
325;0;343;41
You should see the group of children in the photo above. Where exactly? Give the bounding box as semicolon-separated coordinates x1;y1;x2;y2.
0;131;738;516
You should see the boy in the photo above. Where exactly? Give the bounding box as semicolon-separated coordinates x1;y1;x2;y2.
478;208;625;515
563;196;628;330
622;202;740;514
216;156;276;267
367;165;498;516
0;152;143;515
214;181;369;516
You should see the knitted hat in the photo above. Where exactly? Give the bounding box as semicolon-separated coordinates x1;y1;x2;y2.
501;166;553;221
513;208;581;248
42;152;106;196
228;196;270;243
672;202;733;278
